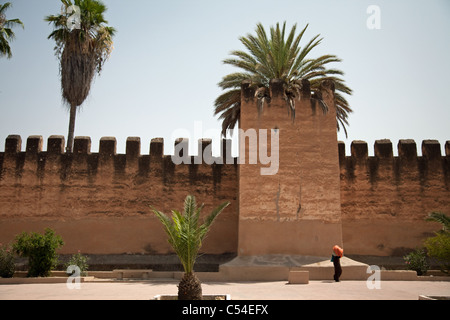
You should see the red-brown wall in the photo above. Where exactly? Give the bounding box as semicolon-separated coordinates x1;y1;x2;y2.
1;81;449;257
0;135;238;254
340;139;450;256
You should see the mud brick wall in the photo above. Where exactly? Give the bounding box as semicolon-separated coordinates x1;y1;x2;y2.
1;79;449;257
0;135;238;255
339;139;450;256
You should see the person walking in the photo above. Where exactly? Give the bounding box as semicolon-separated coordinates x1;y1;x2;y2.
332;245;343;282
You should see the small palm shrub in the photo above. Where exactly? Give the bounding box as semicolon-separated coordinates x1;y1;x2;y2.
13;228;64;277
152;195;230;300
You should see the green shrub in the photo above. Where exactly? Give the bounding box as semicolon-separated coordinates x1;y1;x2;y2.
13;228;64;277
404;248;429;276
0;243;15;278
65;250;89;276
424;232;450;274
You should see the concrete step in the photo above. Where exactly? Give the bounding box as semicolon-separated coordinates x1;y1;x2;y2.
292;256;369;280
218;255;370;281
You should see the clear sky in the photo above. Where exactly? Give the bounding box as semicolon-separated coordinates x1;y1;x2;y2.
1;0;449;156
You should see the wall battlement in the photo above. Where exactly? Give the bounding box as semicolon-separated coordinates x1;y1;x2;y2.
0;135;237;184
1;132;449;256
339;139;450;256
339;139;450;185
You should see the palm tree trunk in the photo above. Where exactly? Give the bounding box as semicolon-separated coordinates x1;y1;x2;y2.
66;104;77;153
178;272;202;300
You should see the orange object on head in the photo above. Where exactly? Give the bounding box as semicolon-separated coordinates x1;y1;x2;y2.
333;245;343;257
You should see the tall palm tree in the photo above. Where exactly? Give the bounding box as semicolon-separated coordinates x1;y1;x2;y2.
0;2;24;59
45;0;115;152
152;195;230;300
214;22;353;137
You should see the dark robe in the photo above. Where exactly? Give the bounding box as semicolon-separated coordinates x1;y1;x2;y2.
333;255;342;282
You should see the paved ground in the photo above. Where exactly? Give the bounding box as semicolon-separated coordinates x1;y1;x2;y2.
1;279;449;300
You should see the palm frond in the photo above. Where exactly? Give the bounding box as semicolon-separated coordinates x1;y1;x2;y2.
0;34;12;58
214;89;241;114
0;2;13;16
218;102;241;136
3;18;23;29
199;201;230;241
217;72;254;90
0;2;24;59
426;212;450;233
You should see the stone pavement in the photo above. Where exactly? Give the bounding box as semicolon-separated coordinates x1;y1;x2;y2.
1;279;449;300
